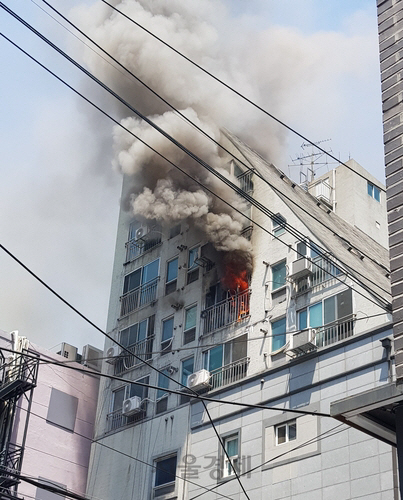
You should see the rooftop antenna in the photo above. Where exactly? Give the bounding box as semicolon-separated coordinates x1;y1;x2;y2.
289;139;335;188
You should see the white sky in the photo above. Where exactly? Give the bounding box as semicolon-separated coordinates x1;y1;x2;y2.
0;0;384;352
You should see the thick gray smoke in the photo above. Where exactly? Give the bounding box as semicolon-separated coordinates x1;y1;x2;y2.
71;0;266;265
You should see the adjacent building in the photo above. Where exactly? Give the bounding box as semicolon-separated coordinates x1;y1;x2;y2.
87;131;395;500
0;331;100;500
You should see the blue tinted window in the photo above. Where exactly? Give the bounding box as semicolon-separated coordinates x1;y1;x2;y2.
166;258;178;283
298;310;307;330
272;318;286;351
272;260;286;290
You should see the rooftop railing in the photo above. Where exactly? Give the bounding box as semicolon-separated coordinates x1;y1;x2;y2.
202;289;250;335
209;357;250;390
120;277;159;318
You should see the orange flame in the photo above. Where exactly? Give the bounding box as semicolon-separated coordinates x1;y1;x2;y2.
221;266;249;293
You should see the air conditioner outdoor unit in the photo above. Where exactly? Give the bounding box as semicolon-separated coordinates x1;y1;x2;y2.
290;258;312;280
105;346;120;364
187;369;211;391
122;396;142;416
135;225;150;240
288;328;317;355
82;344;103;372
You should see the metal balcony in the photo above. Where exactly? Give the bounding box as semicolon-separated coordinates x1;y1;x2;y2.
209;357;250;390
106;406;147;432
237;170;254;193
314;314;356;348
0;354;39;401
202;289;250;335
294;256;341;294
125;236;162;263
120;278;159;317
114;336;154;374
0;444;23;488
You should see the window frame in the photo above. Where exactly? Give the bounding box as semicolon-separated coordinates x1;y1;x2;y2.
271;259;287;291
275;419;297;446
161;316;174;354
156;368;170;414
187;246;200;284
297;288;353;330
271;317;287;352
153;453;177;497
367;181;381;202
222;433;240;478
272;213;286;237
183;304;197;344
165;257;179;295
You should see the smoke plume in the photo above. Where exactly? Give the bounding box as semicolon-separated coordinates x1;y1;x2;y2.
70;0;378;280
70;0;265;275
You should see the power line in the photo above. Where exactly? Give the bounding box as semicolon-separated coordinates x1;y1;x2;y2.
34;311;389;363
6;471;89;500
0;8;391;312
37;0;390;281
16;404;235;500
189;424;347;500
98;0;386;193
0;346;331;418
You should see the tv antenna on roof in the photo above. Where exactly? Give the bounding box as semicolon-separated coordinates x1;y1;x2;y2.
289;139;336;187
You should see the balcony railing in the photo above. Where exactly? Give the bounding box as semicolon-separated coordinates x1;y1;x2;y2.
202;289;250;335
0;443;23;487
295;256;341;294
120;278;159;317
106;406;147;432
114;336;154;374
237;170;254;193
125;236;162;263
209;357;250;390
314;314;355;348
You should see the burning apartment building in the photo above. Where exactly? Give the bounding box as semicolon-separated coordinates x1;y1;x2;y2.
76;1;397;498
85;129;396;499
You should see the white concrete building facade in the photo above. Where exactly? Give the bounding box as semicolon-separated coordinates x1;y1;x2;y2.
87;133;394;500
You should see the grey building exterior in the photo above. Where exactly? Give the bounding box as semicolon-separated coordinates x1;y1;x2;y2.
86;129;396;500
378;0;403;382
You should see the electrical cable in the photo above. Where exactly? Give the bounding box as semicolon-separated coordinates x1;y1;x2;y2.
0;22;392;496
15;401;342;500
0;9;392;313
189;424;347;500
5;471;89;500
0;346;331;417
31;311;392;365
12;409;235;500
38;0;390;276
98;0;386;193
